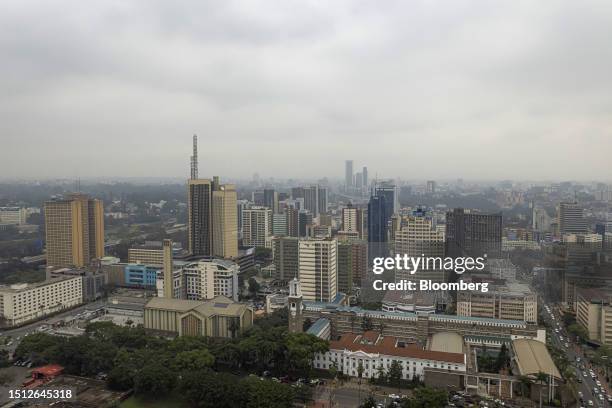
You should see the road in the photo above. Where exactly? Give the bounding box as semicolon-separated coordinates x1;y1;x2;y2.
0;299;107;355
542;303;610;408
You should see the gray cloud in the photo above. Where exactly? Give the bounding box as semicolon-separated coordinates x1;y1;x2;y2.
1;0;611;181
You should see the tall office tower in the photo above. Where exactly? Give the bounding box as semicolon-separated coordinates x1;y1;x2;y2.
367;194;390;244
190;134;198;179
273;236;299;281
337;240;367;294
345;160;354;188
375;183;398;216
532;206;552;233
242;206;272;248
445;208;502;258
263;188;279;213
342;203;365;239
236;200;249;238
162;239;173;299
395;210;445;283
188;179;213;256
298;238;338;302
272;213;288;236
355;172;363;189
291;187;305;200
44;193;104;268
252;190;265;206
426;180;436;194
558;202;587;235
318;186;328;215
286;207;299;237
362;166;368;189
212;184;238;258
298;211;313;237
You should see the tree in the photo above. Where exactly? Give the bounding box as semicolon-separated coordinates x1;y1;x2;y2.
401;387;448;408
388;360;403;389
495;343;510;371
361;315;373;332
178;370;243;408
248;277;261;297
375;363;387;384
175;349;215;372
535;371;549;407
568;323;589;343
133;361;176;397
357;362;365;404
241;376;296;408
285;332;329;376
359;395;377;408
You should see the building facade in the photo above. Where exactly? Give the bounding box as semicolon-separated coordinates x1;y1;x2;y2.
298;238;338;302
177;259;240;301
242;206;272;248
212;184;238;258
44;194;104;268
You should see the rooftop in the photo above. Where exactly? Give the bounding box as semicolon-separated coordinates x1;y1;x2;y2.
0;276;80;293
330;332;465;364
512;339;561;379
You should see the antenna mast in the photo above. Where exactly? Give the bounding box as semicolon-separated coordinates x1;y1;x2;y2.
190;134;198;179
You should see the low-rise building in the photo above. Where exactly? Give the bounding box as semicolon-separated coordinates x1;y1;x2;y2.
313;331;466;380
0;276;83;327
177;259;239;301
143;295;253;338
457;280;537;323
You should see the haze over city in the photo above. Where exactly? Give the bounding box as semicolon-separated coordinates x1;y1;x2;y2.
1;0;612;180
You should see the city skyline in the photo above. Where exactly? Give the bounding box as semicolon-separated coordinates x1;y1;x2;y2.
1;1;612;180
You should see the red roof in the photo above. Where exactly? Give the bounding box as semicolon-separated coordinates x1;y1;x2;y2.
32;364;64;377
329;332;465;364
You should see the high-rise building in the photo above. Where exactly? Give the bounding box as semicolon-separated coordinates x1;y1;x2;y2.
273;236;299;281
342;203;366;239
345;160;354;188
212;184;238;258
286;207;299;237
457;281;537;323
355;172;363;189
264;188;279;214
162;239;173;299
242;206;272;248
177;259;240;302
298;211;313;237
362;166;368;189
272;213;288;236
237;200;249;239
532;206;552;233
395;210;445;283
44;194;104;268
337;240;367;294
0;207;27;225
558;202;587;236
303;185;328;216
374;183;398;216
188;179;213;256
298;238;338;302
291;187;305;200
367;195;390;244
445;208;502;258
426;180;436;194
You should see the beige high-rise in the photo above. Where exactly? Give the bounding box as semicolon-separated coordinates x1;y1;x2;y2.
298;238;338;302
212;184;238;258
44;193;104;268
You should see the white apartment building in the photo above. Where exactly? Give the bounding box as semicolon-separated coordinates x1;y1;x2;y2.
313;332;466;380
242;206;272;248
178;259;239;302
0;276;83;327
298;238;337;302
0;207;27;225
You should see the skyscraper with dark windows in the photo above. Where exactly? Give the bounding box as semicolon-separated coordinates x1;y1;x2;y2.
558;202;587;235
374;183;398;216
188;179;213;256
367;194;389;244
362;166;368;189
445;208;502;258
263;188;279;213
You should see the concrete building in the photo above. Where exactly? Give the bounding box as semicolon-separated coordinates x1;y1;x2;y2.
576;287;612;345
124;264;160;288
0;207;27;225
0;276;83;327
178;259;240;301
341;204;366;239
47;267;106;302
188;179;213;256
143;295;254;338
445;208;502;258
337;240;367;293
212;184;238;258
457;281;537;323
298;238;338;302
44;194;104;268
128;242;165;266
273;236;299;282
345;160;353;189
558;202;587;236
395;210;445;283
242;206;272;248
313;331;466;380
272;213;288;237
304;185;328;216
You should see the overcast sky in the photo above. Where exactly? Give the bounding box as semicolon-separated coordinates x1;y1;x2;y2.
1;1;611;181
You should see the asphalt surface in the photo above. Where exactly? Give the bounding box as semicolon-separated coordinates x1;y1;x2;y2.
542;304;610;408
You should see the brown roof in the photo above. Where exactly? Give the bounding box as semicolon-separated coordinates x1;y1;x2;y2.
329;331;465;364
